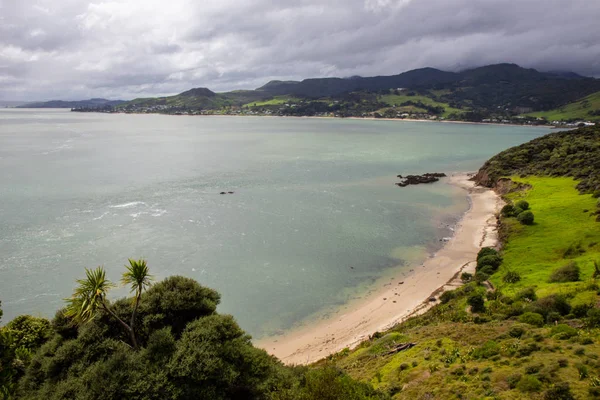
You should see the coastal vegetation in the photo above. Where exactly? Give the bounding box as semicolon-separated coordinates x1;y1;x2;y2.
0;265;390;399
1;125;599;399
320;125;600;399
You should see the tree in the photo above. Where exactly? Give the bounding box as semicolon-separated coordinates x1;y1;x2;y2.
121;259;153;346
65;260;154;350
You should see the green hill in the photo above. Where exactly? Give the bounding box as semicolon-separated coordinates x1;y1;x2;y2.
321;126;600;399
527;91;600;122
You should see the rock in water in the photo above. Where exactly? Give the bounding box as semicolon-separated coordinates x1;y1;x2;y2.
395;172;446;187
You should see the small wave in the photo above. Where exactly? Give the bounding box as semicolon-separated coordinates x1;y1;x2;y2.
93;212;110;221
130;212;149;218
151;209;167;217
110;201;146;209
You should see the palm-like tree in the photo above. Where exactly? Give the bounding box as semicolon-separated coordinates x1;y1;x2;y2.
65;262;152;350
121;258;153;341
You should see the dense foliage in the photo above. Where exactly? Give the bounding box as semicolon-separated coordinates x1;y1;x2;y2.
1;270;388;400
475;125;600;196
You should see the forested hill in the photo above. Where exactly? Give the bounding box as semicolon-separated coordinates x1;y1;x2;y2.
474;125;600;196
67;63;600;124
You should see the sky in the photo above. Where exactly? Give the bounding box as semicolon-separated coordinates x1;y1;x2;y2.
1;0;600;101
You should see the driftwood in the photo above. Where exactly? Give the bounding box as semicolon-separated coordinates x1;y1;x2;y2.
382;342;417;356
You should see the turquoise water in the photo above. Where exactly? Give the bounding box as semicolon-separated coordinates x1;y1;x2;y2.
0;110;548;337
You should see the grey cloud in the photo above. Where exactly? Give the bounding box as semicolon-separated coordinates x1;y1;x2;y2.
0;0;599;101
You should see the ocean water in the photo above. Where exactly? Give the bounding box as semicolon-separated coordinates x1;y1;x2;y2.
0;109;548;337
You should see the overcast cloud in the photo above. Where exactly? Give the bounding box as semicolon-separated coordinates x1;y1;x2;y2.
1;0;599;101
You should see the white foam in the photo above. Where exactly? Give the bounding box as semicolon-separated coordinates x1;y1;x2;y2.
151;209;167;217
93;211;109;221
109;201;146;209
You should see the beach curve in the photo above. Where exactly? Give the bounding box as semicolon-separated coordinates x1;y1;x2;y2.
256;173;503;365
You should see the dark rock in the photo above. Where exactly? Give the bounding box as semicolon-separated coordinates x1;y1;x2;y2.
429;297;437;302
395;172;447;187
220;192;226;194
228;191;234;194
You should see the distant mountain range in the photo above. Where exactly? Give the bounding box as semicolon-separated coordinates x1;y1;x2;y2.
20;64;600;123
18;98;125;109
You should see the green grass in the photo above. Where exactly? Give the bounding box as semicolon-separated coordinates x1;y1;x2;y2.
379;94;465;117
242;96;301;107
325;176;600;399
492;176;600;297
528;90;600;121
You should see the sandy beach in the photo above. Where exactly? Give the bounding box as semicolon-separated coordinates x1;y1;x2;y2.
256;173;503;365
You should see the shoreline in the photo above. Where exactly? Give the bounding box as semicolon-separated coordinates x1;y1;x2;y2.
59;109;554;128
256;173;503;365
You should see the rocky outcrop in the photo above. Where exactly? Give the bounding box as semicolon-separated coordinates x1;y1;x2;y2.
395;173;446;187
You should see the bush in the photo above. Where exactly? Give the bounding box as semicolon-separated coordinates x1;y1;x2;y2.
544;382;575;400
472;340;500;359
519;312;545;327
460;272;473;283
518;210;535;225
514;207;524;216
479;265;496;276
509;325;526;338
515;287;537;302
467;293;486;313
548;262;580;283
474;272;490;284
501;204;516;218
503;271;521;283
477;247;498;261
529;294;572;317
440;290;456;304
476;255;502;271
588;308;600;327
517;375;542;392
515;200;530;210
551;324;578;340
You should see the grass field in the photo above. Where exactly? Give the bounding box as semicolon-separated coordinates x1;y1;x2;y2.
492;177;600;297
527;91;600;122
379;94;465;118
242;96;301;107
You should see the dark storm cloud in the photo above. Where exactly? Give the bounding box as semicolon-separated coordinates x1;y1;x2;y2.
1;0;599;101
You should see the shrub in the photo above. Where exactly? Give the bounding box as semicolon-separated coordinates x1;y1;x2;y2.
467;293;486;313
551;324;578;340
501;204;516;218
513;207;524;216
544;382;575;400
474;272;490;284
477;247;498;261
472;340;500;359
460;272;473;283
519;312;545;327
506;373;522;389
477;255;502;270
518;210;535;225
546;312;561;324
503;271;521;283
588;308;600;327
440;290;456;304
479;265;496;276
509;325;526;338
517;375;542;393
516;200;530;210
528;294;572;318
548;262;580;283
572;303;593;318
515;287;538;302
